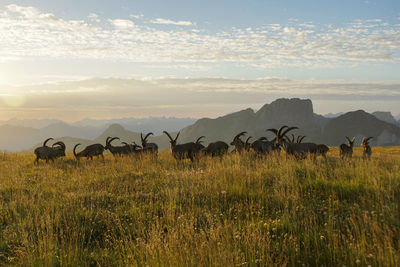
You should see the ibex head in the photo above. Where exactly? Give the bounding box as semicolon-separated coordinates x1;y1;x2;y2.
163;131;180;148
105;137;120;150
141;132;154;147
346;136;356;148
267;126;298;147
361;137;373;147
230;131;247;146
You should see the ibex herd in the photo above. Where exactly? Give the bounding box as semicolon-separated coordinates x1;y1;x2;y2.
33;127;373;164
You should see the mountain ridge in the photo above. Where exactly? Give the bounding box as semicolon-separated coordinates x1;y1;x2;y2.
3;98;400;152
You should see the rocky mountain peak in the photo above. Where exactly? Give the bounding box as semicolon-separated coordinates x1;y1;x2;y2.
255;98;314;128
372;111;399;126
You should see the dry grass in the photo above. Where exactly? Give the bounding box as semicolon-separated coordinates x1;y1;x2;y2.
0;147;399;266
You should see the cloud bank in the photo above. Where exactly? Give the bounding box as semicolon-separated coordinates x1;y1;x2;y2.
0;4;400;68
0;78;399;121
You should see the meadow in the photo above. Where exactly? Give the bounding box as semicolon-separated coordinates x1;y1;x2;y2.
0;147;399;266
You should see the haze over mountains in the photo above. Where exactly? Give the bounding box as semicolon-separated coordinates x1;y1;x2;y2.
1;98;400;152
0;117;195;152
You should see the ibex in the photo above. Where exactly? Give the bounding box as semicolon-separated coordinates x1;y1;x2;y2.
105;137;131;156
269;126;319;159
163;131;203;161
339;136;355;159
230;132;248;153
361;137;373;159
121;141;143;156
73;143;105;161
141;133;158;156
250;137;277;155
34;138;66;164
201;141;229;157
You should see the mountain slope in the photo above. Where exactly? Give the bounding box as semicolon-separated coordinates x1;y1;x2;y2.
322;110;400;146
372;112;399;127
180;98;323;144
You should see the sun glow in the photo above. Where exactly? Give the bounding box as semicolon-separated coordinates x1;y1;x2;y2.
1;94;26;107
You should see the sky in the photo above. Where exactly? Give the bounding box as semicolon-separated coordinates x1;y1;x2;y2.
0;0;400;120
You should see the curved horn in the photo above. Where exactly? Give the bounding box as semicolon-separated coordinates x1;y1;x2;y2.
73;144;80;159
277;126;289;139
362;137;373;145
174;132;180;142
163;131;174;141
245;136;252;145
52;141;66;150
106;137;112;145
345;136;351;143
43;138;54;147
233;131;247;141
144;132;154;141
140;133;143;142
109;137;120;144
280;126;298;139
351;136;356;142
196;136;205;144
299;136;306;143
292;134;296;143
266;128;278;136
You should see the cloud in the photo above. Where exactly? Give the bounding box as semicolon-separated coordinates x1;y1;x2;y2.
130;14;144;19
1;78;399;120
0;5;400;69
109;19;135;29
149;18;195;26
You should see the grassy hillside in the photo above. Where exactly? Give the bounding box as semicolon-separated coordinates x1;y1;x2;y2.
0;148;399;266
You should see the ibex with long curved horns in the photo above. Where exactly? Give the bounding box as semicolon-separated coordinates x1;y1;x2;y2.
361;137;373;159
105;137;131;156
34;138;66;164
339;136;355;159
230;131;248;153
163;131;202;161
140;132;158;156
269;126;320;159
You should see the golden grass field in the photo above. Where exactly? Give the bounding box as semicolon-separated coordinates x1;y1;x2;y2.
0;147;399;266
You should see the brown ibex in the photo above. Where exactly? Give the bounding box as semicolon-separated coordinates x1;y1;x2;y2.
34;138;66;164
105;137;131;156
163;131;203;162
230;131;247;153
73;143;105;161
361;137;373;159
141;132;158;156
269;126;320;159
201;141;229;157
250;136;277;155
339;136;355;159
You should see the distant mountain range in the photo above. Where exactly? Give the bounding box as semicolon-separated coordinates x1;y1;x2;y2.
1;98;400;152
0;117;195;152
